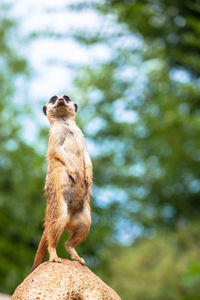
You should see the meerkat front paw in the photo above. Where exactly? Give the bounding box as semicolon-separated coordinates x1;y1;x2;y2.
69;170;77;183
85;175;92;187
85;179;90;187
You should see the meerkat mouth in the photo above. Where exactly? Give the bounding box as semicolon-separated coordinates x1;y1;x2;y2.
57;102;66;107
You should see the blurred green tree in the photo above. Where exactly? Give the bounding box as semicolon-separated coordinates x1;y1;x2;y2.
68;2;200;298
98;223;200;300
101;0;200;76
70;0;200;230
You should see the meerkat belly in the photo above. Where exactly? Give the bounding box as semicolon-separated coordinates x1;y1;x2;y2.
46;157;86;213
62;147;86;212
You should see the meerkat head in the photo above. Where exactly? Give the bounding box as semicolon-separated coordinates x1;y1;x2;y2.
43;94;78;121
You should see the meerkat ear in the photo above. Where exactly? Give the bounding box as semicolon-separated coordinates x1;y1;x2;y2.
43;105;47;116
74;103;78;112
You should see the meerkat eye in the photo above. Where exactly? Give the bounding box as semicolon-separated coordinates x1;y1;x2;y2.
49;96;58;103
63;95;70;102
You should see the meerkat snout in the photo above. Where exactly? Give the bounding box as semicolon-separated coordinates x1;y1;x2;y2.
57;98;66;106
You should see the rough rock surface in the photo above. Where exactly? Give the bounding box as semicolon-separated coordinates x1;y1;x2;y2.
11;259;121;300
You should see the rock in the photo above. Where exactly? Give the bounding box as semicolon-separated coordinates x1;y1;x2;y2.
11;259;121;300
0;294;10;300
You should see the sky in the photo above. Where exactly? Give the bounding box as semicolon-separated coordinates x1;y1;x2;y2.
10;0;112;101
1;0;107;143
4;0;118;145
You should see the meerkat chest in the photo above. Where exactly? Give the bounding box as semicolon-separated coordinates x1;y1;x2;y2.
63;125;84;155
49;121;85;158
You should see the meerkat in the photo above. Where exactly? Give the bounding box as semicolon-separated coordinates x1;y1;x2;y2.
32;94;92;271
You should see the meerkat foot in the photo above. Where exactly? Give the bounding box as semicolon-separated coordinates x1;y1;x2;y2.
72;257;86;265
49;256;62;264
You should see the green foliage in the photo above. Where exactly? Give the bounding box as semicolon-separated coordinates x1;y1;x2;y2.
70;0;200;229
70;2;200;298
98;224;200;300
100;0;200;75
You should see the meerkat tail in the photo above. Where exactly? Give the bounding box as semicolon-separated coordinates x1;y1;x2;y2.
31;231;48;272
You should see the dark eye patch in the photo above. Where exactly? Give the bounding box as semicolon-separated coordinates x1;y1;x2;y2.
63;95;70;101
49;95;58;103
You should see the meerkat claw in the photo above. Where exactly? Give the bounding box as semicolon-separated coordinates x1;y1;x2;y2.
72;258;86;266
49;257;62;264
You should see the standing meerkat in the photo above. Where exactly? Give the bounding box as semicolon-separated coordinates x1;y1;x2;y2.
32;94;92;271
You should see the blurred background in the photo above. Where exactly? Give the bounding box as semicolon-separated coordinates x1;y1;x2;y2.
1;0;200;299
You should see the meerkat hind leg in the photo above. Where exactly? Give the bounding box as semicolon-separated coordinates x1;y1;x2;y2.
65;230;87;265
47;209;68;264
65;217;90;265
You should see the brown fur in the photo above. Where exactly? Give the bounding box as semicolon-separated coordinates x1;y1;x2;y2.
32;95;92;271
